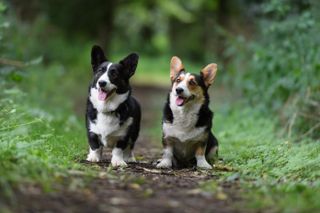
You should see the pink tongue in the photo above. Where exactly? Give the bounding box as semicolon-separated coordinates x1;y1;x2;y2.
98;89;108;101
176;97;185;106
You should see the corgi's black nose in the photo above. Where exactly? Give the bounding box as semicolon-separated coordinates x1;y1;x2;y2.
98;81;107;87
176;87;184;94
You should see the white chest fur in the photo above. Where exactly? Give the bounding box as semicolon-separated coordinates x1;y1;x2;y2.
89;87;129;113
90;112;133;147
163;93;206;143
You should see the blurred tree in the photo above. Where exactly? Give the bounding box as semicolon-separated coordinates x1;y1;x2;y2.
225;0;320;139
112;0;198;55
10;0;41;21
10;0;117;52
41;0;117;51
8;0;247;60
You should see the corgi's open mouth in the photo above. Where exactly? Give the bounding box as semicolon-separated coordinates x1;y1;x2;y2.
98;88;116;101
175;95;195;106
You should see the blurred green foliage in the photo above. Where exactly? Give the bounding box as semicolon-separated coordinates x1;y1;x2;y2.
225;0;320;139
8;0;240;61
0;2;88;202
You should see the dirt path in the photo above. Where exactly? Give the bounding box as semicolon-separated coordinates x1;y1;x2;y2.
13;86;246;213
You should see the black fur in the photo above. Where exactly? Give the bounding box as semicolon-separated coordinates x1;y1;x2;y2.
163;93;173;123
86;45;141;154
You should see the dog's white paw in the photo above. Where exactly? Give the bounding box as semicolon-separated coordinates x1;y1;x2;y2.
111;157;128;167
86;149;102;162
196;158;212;169
111;148;127;167
156;158;172;169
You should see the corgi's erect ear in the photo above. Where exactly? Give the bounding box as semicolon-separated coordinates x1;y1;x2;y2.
201;63;217;87
120;53;139;78
91;45;107;71
170;56;184;81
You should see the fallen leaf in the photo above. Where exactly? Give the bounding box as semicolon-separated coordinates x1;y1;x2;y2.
110;197;129;205
213;164;235;172
129;183;141;190
216;191;228;200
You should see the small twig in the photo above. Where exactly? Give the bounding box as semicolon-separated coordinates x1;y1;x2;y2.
298;122;320;140
0;58;26;68
306;99;320;108
298;112;320;121
140;167;162;174
136;166;174;175
288;112;297;138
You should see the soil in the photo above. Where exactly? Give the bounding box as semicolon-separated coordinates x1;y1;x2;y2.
10;85;248;213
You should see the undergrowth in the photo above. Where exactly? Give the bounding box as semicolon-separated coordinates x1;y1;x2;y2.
205;103;320;212
0;84;88;201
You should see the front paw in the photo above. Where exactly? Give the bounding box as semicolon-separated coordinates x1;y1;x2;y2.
197;160;212;170
86;150;101;162
156;159;172;169
87;155;101;162
111;157;128;167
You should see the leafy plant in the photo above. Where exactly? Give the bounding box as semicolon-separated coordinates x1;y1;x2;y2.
225;0;320;139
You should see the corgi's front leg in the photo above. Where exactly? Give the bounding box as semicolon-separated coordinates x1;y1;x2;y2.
195;145;212;169
111;147;128;167
86;132;103;162
87;147;103;162
156;145;173;169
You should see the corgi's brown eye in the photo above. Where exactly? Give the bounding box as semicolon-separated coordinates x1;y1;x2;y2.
176;78;181;83
189;79;196;86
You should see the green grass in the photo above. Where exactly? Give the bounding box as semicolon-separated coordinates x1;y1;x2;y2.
206;104;320;212
0;85;88;201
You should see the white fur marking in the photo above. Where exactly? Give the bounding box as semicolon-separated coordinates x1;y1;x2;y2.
106;62;113;71
111;148;127;167
196;155;212;169
163;92;205;142
89;114;133;147
90;88;129;113
156;147;173;169
175;73;191;97
96;62;114;89
86;147;103;162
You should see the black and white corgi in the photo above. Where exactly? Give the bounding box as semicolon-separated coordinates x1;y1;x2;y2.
86;45;141;167
157;56;218;169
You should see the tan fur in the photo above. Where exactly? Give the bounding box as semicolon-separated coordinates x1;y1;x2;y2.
195;145;205;156
170;56;184;81
201;63;218;87
187;75;205;104
174;75;185;86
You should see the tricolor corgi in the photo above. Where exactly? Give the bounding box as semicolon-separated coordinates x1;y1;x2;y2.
157;56;218;169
